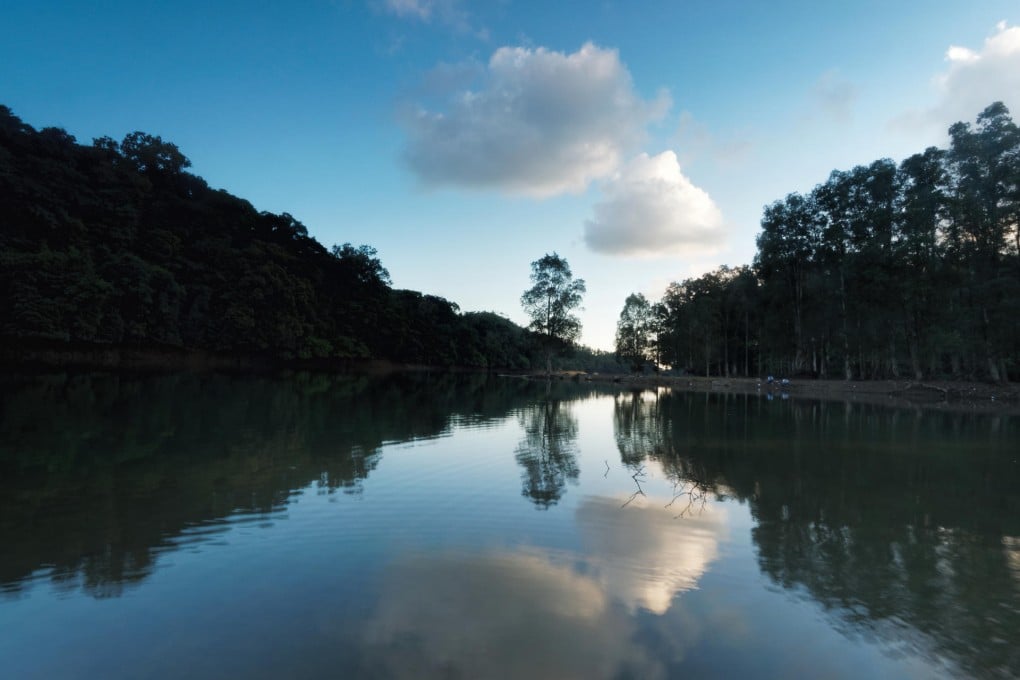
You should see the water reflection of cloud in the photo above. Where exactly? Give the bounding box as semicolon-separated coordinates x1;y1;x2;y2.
1006;537;1020;585
361;496;728;678
577;495;726;614
362;550;666;679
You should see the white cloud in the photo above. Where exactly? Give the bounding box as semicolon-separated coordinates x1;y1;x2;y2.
932;21;1020;127
584;151;726;257
402;43;670;196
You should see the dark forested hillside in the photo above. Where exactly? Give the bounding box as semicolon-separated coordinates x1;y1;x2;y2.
0;106;542;369
617;103;1019;382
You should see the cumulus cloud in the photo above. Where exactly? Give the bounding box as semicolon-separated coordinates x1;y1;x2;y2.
934;21;1020;123
584;150;726;257
401;43;670;196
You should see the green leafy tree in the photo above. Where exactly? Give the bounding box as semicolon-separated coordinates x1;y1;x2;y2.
520;253;586;375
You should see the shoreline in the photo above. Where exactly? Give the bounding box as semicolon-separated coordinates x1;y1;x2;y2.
3;341;1017;413
518;371;1020;413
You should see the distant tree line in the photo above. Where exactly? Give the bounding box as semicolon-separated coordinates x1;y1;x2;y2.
616;103;1019;381
0;105;556;370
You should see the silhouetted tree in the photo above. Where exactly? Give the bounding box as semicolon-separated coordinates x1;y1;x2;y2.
520;253;586;375
615;293;653;372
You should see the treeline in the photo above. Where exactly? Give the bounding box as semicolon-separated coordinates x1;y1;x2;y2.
618;103;1019;381
0;105;552;369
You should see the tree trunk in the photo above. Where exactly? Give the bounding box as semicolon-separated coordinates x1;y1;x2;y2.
908;335;923;380
889;337;900;378
988;356;1002;383
982;306;1002;382
840;270;852;381
744;311;749;377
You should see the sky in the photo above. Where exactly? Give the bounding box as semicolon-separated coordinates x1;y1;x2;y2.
1;1;1018;350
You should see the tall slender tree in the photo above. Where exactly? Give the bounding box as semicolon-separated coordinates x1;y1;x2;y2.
521;253;586;375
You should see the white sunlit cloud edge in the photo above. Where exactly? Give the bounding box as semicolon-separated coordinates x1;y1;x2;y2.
891;20;1020;141
583;150;728;259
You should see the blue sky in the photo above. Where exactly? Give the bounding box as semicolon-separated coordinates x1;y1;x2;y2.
2;1;1017;350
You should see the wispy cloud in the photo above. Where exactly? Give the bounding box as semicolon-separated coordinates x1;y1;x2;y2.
382;0;432;20
400;43;670;196
584;151;726;258
674;110;752;169
811;69;858;122
377;0;487;38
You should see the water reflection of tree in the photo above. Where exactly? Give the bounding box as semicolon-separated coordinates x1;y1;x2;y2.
0;371;574;597
613;390;716;514
613;389;1020;678
514;395;581;509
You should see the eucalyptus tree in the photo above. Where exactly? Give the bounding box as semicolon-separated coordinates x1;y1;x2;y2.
754;192;822;374
615;293;653;372
894;147;949;378
520;253;586;375
658;280;692;371
946;102;1020;381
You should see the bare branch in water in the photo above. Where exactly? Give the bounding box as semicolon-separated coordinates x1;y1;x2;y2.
665;477;708;518
622;465;647;508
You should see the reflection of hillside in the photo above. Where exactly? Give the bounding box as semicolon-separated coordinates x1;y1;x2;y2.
613;390;1020;678
0;372;596;597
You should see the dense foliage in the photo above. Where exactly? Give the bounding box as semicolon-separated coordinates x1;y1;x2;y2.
0;105;548;369
620;103;1019;381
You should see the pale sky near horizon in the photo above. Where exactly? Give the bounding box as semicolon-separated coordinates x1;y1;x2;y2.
2;1;1017;350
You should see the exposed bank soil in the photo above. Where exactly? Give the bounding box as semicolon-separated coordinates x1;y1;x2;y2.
531;372;1020;413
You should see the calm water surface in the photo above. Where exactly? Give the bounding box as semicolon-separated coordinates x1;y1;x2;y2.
0;372;1017;679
